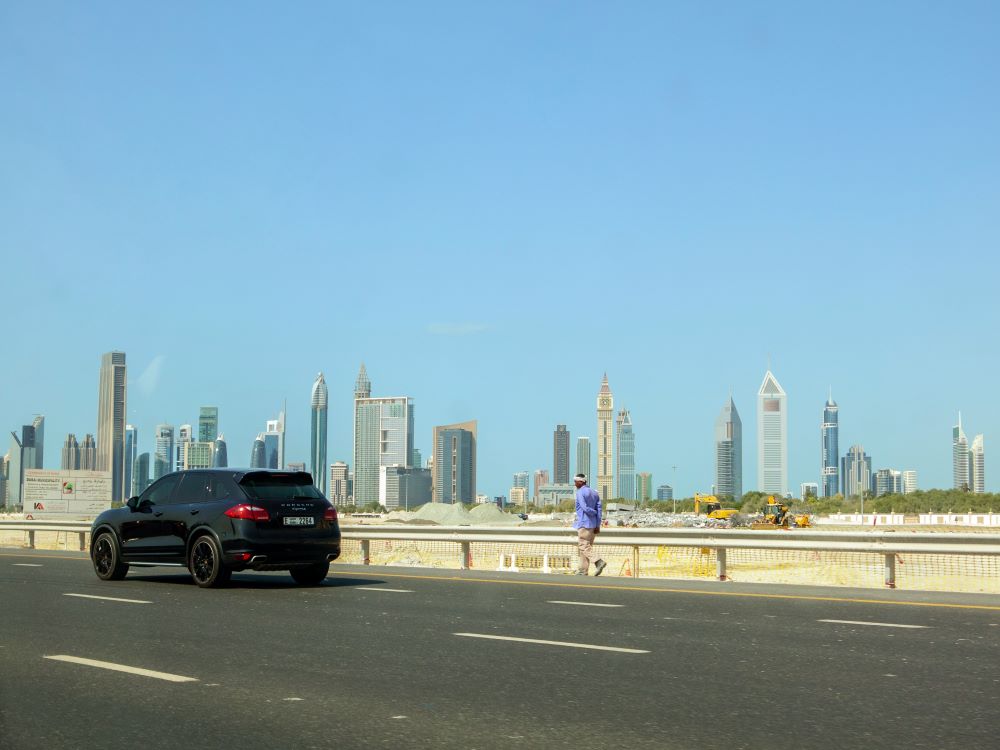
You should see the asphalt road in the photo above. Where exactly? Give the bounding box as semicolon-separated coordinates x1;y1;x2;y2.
1;548;998;750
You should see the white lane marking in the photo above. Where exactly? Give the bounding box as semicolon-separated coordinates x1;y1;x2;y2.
362;588;413;593
548;600;624;608
13;563;43;567
44;655;197;682
454;633;649;654
64;593;152;604
818;619;929;629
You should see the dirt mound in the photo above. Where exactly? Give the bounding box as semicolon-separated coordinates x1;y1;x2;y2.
411;502;474;526
469;504;522;525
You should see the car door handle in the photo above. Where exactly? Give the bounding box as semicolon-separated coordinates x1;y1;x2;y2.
154;511;163;517
190;509;200;516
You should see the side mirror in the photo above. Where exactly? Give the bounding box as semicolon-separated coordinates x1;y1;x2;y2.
126;496;140;510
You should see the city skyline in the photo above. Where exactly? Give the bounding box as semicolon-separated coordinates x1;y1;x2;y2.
1;356;993;502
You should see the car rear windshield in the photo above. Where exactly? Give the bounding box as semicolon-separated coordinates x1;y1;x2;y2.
238;473;325;500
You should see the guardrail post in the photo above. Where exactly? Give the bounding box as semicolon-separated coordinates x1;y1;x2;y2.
632;546;640;578
79;532;87;551
460;541;471;570
361;539;371;566
716;548;728;581
28;530;35;549
884;553;896;588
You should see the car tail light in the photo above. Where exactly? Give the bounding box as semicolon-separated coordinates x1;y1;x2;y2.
323;507;338;521
225;504;270;522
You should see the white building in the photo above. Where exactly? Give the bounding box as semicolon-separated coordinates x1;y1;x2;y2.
970;434;985;494
953;414;969;490
757;370;788;497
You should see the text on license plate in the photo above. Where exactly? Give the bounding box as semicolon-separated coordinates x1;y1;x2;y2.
283;516;315;526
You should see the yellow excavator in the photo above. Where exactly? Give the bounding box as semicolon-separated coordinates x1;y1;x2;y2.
751;496;811;529
694;493;740;521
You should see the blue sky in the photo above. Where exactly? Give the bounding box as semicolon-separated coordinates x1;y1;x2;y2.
2;1;998;497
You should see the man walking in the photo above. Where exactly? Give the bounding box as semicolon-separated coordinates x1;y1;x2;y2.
572;473;606;576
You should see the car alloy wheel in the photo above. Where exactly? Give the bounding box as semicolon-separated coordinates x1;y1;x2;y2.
188;535;231;588
92;531;128;581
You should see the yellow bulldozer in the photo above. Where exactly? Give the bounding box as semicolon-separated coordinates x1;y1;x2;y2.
694;494;740;521
750;496;811;529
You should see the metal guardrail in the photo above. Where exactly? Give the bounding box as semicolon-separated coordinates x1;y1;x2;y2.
4;521;1000;588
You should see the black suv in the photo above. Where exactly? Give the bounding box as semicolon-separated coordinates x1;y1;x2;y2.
90;469;341;587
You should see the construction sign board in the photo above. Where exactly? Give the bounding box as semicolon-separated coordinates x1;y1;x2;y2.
22;469;112;518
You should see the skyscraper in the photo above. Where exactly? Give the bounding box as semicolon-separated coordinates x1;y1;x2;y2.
902;470;918;494
213;435;228;468
615;408;635;500
636;472;653;502
757;370;788;497
250;434;267;468
311;373;329;494
874;469;903;497
821;394;840;497
124;424;137;498
553;424;570;484
31;415;44;469
184;442;213;469
715;396;743;502
7;428;33;507
198;407;219;444
80;434;97;471
533;469;550;502
153;425;173;479
96;351;127;504
596;374;614;501
353;365;414;506
175;424;192;473
970;434;985;494
512;471;530;497
434;425;476;504
62;434;81;470
841;445;872;498
264;411;285;469
953;414;969;491
133;452;151;494
432;421;477;502
576;437;591;481
656;485;673;501
330;461;350;505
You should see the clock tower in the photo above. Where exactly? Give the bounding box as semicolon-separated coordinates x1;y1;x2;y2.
596;374;614;501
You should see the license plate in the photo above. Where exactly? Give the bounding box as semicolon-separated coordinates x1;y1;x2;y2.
283;516;315;526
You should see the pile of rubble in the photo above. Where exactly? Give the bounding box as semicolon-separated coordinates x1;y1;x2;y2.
604;511;749;529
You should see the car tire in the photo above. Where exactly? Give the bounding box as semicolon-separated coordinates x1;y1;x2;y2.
92;531;129;581
290;562;330;586
188;535;231;588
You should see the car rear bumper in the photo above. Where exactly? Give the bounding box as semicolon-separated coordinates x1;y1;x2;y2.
223;538;341;570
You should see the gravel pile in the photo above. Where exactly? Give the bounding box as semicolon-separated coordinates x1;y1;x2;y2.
468;504;522;525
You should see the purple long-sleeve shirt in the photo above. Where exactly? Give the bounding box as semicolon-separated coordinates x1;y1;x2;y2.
573;485;602;529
